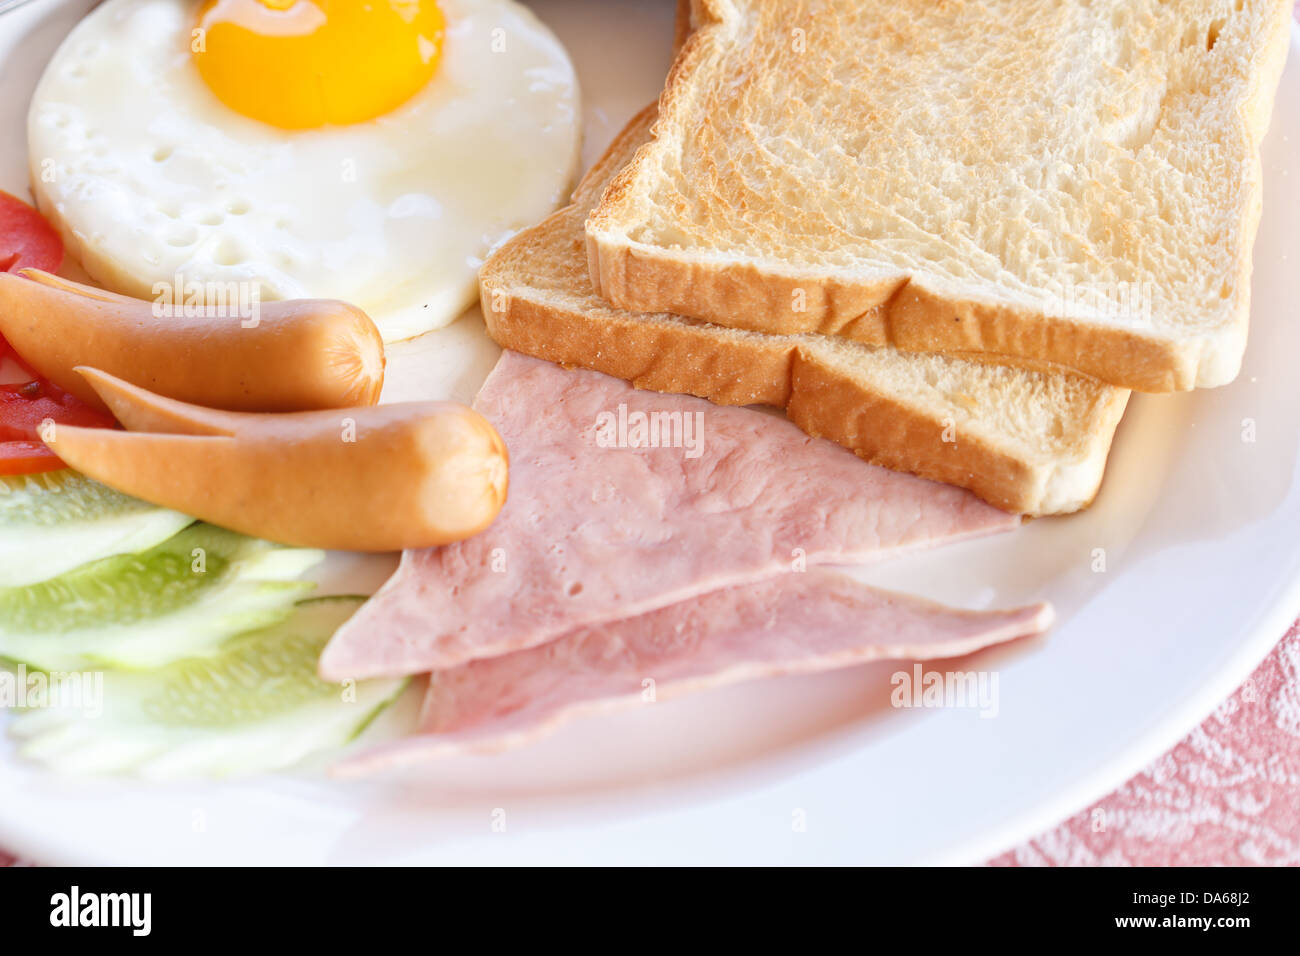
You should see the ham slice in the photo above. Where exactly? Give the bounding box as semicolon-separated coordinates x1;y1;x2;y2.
320;352;1018;679
334;571;1051;773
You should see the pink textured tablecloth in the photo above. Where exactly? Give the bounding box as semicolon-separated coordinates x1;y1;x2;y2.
6;624;1298;868
3;3;1297;870
991;619;1300;866
989;0;1300;869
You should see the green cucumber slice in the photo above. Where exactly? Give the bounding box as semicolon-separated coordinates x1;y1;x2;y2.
7;597;406;779
0;524;322;670
0;470;194;587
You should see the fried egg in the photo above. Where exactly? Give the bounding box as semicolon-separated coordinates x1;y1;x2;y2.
27;0;580;341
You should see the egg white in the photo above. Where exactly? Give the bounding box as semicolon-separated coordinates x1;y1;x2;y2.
27;0;581;341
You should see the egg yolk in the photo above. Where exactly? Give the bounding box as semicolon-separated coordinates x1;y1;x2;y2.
193;0;445;129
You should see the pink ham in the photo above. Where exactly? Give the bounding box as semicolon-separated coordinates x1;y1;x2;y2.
334;571;1051;773
320;352;1018;679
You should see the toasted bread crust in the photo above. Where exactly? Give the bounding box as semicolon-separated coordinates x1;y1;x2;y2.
673;0;693;53
588;239;1206;393
587;0;1295;393
482;106;1130;515
486;290;1131;514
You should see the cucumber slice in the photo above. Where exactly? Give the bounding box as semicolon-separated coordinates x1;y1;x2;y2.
0;470;194;587
7;597;406;779
0;524;322;670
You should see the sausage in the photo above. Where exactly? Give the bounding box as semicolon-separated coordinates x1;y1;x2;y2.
46;368;509;552
0;269;384;414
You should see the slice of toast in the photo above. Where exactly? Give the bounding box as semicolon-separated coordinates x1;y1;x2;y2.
480;106;1130;515
586;0;1294;392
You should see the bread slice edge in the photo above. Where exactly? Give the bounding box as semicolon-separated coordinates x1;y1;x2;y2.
586;1;1295;393
482;106;1131;516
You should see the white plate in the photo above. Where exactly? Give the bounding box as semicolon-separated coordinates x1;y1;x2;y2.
1;0;1298;866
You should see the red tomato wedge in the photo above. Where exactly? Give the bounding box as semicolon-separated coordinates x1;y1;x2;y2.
0;200;111;473
0;440;63;474
0;190;63;275
0;373;117;475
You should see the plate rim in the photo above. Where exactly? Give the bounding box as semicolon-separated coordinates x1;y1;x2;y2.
0;6;1297;867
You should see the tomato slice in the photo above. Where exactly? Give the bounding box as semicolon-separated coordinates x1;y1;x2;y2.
0;198;100;473
0;190;63;274
0;341;116;475
0;440;64;475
